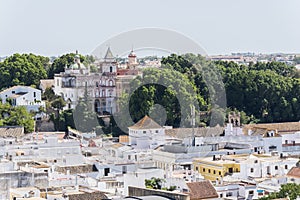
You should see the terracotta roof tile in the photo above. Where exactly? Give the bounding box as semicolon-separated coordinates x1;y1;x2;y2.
243;122;300;135
165;126;223;139
287;167;300;178
129;115;162;130
187;180;218;199
0;126;24;138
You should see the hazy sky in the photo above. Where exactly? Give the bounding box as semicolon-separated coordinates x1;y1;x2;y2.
1;0;300;57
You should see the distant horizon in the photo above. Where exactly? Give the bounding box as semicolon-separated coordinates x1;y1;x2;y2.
1;50;300;59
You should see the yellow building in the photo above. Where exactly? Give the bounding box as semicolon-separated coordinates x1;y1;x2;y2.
193;156;240;181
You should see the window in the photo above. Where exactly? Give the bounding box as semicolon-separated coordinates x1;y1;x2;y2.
249;190;254;195
110;66;113;73
33;92;36;98
219;171;221;175
12;91;15;94
275;166;278;170
203;168;205;172
220;194;223;198
195;167;198;171
213;170;216;174
250;168;254;173
155;130;159;133
226;192;233;197
285;165;288;169
122;166;127;174
208;169;211;173
143;131;146;134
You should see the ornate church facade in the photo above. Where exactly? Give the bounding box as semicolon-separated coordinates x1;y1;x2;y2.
53;48;117;115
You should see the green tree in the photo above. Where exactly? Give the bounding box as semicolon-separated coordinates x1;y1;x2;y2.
42;87;56;101
119;67;201;128
72;84;99;132
48;53;85;78
50;96;66;131
145;177;165;190
0;102;34;133
259;183;300;200
0;53;48;90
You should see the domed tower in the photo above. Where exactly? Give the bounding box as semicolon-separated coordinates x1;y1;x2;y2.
74;50;81;64
127;49;138;69
65;50;89;75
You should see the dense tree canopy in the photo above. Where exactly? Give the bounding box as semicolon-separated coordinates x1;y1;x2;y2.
0;53;49;90
216;60;300;123
118;67;205;128
121;54;300;126
0;102;34;133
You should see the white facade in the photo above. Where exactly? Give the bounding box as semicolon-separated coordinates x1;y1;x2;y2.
123;168;165;195
215;183;258;199
128;116;165;149
53;50;117;114
129;128;165;149
233;155;298;179
0;86;45;112
262;135;283;153
224;123;243;136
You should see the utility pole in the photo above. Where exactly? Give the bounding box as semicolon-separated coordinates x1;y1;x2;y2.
190;105;195;147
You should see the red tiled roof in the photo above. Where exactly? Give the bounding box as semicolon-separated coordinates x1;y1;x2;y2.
287;167;300;178
243;122;300;135
187;180;218;200
128;115;162;130
0;126;24;138
165;126;223;138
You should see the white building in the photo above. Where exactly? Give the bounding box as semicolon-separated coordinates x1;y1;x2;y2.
215;182;258;199
228;154;298;179
123;167;165;196
0;86;45;112
53;49;117;114
128;116;165;149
